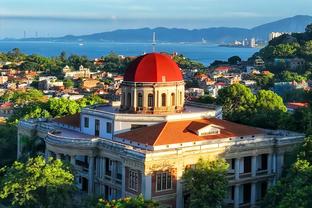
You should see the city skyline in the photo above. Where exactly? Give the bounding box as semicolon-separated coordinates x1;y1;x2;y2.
1;0;312;38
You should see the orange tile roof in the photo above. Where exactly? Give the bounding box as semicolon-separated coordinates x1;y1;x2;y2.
116;118;264;146
53;113;80;128
286;102;309;110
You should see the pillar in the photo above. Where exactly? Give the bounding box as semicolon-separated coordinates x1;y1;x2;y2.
251;155;257;177
56;154;61;160
234;184;240;208
133;85;137;111
176;167;184;208
267;154;272;174
143;175;152;199
45;149;50;160
251;183;256;207
121;163;126;197
235;158;240;180
70;155;76;165
276;153;284;177
88;156;95;194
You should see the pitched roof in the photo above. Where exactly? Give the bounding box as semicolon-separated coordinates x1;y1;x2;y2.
116;118;264;146
53;113;80;128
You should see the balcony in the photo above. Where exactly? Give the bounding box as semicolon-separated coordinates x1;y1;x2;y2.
46;128;98;147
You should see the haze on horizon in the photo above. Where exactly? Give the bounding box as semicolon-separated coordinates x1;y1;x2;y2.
0;0;312;39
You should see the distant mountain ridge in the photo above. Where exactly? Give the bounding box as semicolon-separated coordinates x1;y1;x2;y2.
12;15;312;43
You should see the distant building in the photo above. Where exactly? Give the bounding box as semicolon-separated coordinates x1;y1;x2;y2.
268;32;291;41
274;58;305;71
64;65;91;79
250;38;256;48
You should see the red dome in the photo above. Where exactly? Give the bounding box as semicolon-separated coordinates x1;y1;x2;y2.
124;53;183;82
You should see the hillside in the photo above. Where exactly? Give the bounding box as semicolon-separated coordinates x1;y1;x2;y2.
12;15;312;43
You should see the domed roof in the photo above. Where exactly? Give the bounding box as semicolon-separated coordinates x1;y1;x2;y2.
124;53;183;82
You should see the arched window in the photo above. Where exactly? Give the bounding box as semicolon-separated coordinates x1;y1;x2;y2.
161;93;166;107
138;93;143;108
148;94;154;107
127;93;131;107
171;93;175;106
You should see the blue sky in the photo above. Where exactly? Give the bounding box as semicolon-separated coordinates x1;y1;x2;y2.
0;0;312;38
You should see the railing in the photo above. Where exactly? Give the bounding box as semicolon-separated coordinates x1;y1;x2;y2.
239;172;252;179
46;132;98;147
256;169;268;176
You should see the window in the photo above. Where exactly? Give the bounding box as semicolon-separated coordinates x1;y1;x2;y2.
161;93;166;107
138;93;143;108
127;93;131;107
156;171;172;191
148;94;154;107
84;117;89;128
128;169;139;191
105;158;112;176
106;122;112;134
171;93;175;106
95;119;100;136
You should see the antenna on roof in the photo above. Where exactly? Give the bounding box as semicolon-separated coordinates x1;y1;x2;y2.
152;32;156;52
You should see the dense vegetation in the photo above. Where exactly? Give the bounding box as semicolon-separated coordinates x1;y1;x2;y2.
0;156;75;208
251;23;312;81
0;89;107;124
215;84;312;134
263;136;312;208
182;158;229;208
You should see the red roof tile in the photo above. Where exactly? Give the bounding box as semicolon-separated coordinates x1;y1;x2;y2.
53;113;80;128
116;118;263;146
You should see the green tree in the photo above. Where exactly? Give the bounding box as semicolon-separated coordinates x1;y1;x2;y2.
228;56;241;65
0;125;17;168
305;23;312;34
0;156;75;208
256;90;287;112
263;136;312;208
273;43;299;58
96;194;159;208
216;84;256;120
48;98;80;117
63;79;74;89
182;158;229;208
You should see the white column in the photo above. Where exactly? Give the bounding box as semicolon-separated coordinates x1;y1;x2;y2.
176;168;184;208
121;163;126;197
44;149;50;160
251;183;256;207
235;158;240;180
267;154;272;174
251;155;257;177
234;184;240;208
133;86;137;110
88;156;95;194
112;160;116;179
70;155;76;165
56;154;61;160
143;175;152;200
276;154;284;177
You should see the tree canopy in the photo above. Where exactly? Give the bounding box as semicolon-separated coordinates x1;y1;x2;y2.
0;156;75;208
263;136;312;208
96;194;159;208
182;158;229;208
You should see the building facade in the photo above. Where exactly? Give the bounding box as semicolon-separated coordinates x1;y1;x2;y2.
17;53;304;208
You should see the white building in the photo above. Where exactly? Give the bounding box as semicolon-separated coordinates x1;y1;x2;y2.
17;53;304;208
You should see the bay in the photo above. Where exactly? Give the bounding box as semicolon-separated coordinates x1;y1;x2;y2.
0;41;259;66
